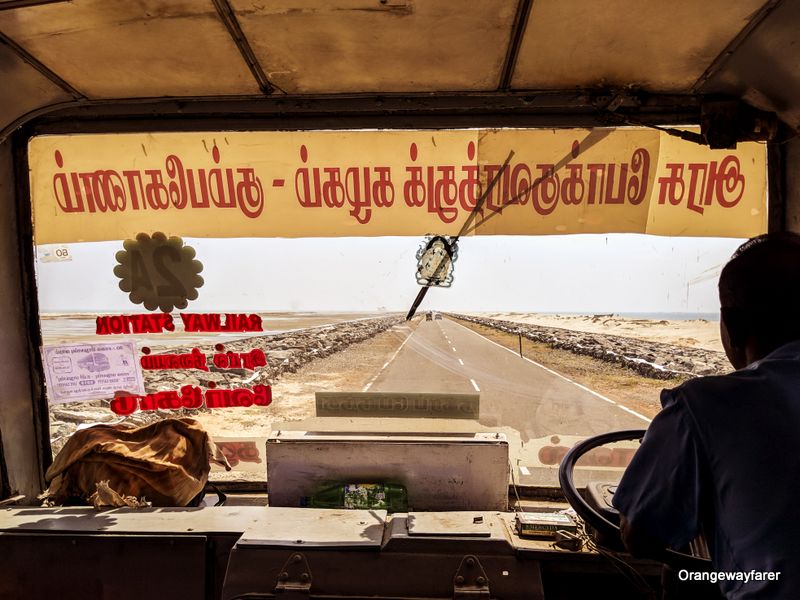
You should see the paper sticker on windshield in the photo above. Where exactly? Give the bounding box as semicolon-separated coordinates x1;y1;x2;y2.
42;341;145;404
38;244;72;263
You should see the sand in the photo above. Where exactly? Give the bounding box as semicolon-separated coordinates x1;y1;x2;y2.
468;312;724;353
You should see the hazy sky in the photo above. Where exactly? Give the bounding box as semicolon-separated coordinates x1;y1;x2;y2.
35;234;743;315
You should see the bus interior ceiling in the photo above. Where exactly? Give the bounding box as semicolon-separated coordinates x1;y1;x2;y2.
1;1;800;598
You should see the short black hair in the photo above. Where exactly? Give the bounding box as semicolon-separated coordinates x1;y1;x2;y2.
719;232;800;344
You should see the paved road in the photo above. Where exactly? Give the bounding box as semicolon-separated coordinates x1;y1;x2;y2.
367;317;648;437
364;317;650;484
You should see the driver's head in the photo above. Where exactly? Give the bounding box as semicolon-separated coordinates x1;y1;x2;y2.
719;232;800;368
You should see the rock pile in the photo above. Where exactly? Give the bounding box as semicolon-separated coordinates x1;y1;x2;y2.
49;315;404;454
450;313;729;380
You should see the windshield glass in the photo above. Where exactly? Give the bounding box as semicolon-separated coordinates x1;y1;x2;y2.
31;127;766;489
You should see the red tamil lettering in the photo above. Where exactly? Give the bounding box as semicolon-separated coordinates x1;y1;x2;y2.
212;352;229;368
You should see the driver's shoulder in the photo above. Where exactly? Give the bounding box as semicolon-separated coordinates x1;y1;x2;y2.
661;369;762;412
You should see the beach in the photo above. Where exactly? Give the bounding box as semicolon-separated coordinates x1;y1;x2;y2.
467;312;723;353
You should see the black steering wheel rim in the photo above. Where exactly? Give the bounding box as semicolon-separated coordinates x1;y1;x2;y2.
558;429;712;571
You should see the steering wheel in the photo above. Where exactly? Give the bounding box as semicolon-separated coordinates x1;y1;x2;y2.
558;429;712;571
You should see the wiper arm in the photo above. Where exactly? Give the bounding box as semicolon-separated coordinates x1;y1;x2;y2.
404;128;617;321
405;150;514;321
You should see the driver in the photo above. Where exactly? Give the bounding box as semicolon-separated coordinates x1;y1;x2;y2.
612;232;800;599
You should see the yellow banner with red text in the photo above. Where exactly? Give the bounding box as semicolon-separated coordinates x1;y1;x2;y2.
29;128;767;244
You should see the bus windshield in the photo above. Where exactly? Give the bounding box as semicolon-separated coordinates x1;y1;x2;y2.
32;127;766;489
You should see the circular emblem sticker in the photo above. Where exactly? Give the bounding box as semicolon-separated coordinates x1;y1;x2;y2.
114;232;204;312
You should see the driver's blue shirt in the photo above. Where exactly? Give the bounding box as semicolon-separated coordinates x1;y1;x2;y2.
613;340;800;599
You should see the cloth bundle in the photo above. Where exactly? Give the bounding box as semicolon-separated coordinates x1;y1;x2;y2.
41;418;230;507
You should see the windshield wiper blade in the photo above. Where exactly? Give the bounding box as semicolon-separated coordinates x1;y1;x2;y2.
406;286;430;321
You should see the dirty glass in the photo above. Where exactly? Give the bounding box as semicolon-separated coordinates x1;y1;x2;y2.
37;233;743;487
31;128;763;492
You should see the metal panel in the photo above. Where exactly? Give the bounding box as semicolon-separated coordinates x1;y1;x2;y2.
0;41;71;130
0;533;206;600
407;511;492;537
384;512;512;552
700;0;800;129
229;0;518;93
266;431;510;511
223;544;544;600
0;505;266;533
0;0;260;98
0;138;48;501
237;507;386;547
511;0;767;91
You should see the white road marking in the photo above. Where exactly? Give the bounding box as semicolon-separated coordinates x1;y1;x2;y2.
449;320;652;423
470;378;480;392
519;466;531;476
451;346;457;352
362;328;414;392
617;405;652;421
458;358;464;365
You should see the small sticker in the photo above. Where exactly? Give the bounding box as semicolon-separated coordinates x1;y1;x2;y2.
38;245;72;263
42;341;145;404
